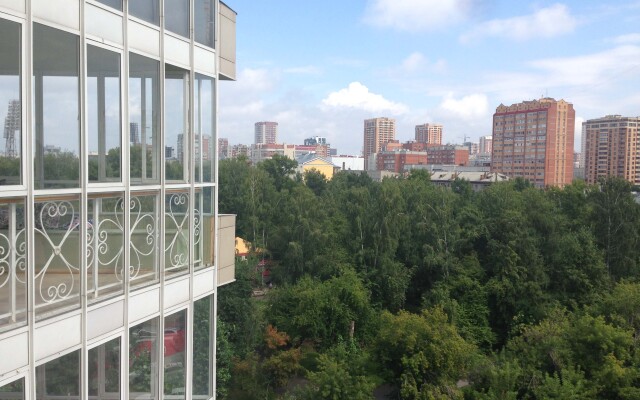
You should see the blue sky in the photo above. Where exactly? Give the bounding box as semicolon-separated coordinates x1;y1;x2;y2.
218;0;640;155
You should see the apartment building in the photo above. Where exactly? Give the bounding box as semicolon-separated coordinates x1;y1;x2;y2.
491;98;575;187
415;123;443;145
254;121;278;145
0;1;237;399
363;117;395;170
479;135;493;155
583;115;640;184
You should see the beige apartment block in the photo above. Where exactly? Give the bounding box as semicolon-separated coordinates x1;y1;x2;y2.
363;117;396;170
491;98;575;187
583;115;640;185
415;123;443;145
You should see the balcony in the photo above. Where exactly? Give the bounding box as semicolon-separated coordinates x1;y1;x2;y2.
217;214;236;286
218;2;236;81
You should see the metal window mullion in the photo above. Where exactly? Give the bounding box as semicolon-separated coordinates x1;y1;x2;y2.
158;0;166;398
97;74;107;182
122;0;131;399
9;202;16;322
212;1;220;397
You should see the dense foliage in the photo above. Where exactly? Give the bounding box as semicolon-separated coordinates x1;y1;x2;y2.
217;156;640;399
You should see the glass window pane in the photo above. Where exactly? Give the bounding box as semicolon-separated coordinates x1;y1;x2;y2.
88;195;125;301
192;296;211;398
88;45;122;183
193;190;202;270
129;318;159;399
0;377;24;400
129;53;160;185
0;198;26;332
129;0;159;26
95;0;122;11
195;187;213;270
34;196;81;320
36;349;80;399
165;64;189;182
165;191;189;277
164;310;186;399
130;193;159;289
165;0;189;38
0;19;21;186
194;74;214;183
89;337;121;399
194;0;215;47
33;23;80;190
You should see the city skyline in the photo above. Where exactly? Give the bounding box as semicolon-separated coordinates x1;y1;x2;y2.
218;0;640;155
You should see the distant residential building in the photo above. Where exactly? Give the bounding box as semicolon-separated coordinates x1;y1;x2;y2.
363;117;396;170
231;143;249;158
426;145;469;166
250;143;295;164
491;98;575;187
296;153;334;179
583;115;640;185
430;171;510;191
415;123;443;145
129;122;140;144
165;146;175;159
464;141;479;155
479;135;493;154
332;156;364;171
218;137;229;159
304;136;328;146
377;150;428;173
254;121;278;144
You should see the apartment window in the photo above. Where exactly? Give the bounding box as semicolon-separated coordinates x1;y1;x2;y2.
130;193;159;289
194;0;215;47
129;318;160;399
33;23;80;190
166;0;190;38
0;198;26;332
164;310;187;399
88;337;121;400
88;45;122;183
0;377;24;400
129;0;160;26
34;196;82;319
193;296;212;399
195;186;214;270
165;64;189;182
0;19;21;186
36;349;80;399
129;53;160;185
95;0;122;11
194;74;214;183
165;191;190;277
87;194;125;301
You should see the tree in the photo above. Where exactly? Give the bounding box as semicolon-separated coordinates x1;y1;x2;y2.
258;154;298;191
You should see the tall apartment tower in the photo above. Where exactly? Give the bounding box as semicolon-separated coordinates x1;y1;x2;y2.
415;123;443;145
364;117;396;170
254;121;278;145
0;1;237;399
479;135;493;154
583;115;640;184
491;98;575;187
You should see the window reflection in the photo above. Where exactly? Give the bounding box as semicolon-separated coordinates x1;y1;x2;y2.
129;318;159;400
165;64;189;182
95;0;122;11
192;296;211;398
0;198;26;332
194;0;215;47
89;337;121;400
33;23;80;189
164;310;186;400
130;193;159;289
88;45;122;183
195;187;214;270
194;74;214;183
88;195;125;301
129;0;159;26
165;0;189;38
129;53;159;185
36;349;80;400
0;19;21;186
0;376;24;400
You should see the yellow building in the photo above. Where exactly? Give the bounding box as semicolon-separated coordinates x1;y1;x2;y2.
296;154;335;179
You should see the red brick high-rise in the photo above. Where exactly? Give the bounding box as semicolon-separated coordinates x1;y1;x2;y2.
491;98;575;187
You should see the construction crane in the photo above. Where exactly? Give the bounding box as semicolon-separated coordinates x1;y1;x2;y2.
3;99;20;158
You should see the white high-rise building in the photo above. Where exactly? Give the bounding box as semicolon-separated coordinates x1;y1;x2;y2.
0;1;237;399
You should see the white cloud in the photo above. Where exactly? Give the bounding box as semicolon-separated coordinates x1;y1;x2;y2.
460;3;577;42
613;33;640;45
438;93;489;120
396;52;448;74
321;82;409;115
283;66;323;75
363;0;473;32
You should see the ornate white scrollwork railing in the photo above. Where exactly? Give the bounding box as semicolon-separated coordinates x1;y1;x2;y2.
129;195;158;285
165;192;189;275
0;202;26;327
